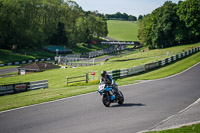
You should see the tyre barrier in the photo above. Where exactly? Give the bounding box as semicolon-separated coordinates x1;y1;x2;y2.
0;58;52;67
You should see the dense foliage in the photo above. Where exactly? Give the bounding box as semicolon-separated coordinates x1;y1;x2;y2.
105;12;137;21
138;0;200;49
0;0;108;49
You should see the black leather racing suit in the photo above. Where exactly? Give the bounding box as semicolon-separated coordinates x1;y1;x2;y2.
100;74;119;94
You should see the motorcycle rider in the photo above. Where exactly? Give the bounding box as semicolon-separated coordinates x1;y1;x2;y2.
100;71;120;96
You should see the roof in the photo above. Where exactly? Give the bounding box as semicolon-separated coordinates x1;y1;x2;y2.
18;62;59;71
43;45;72;53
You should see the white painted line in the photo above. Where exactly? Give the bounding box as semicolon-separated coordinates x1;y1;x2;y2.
137;98;200;133
137;120;200;133
149;121;200;133
1;62;200;114
178;98;200;114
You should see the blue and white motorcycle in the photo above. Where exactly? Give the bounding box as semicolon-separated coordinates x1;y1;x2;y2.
97;82;124;107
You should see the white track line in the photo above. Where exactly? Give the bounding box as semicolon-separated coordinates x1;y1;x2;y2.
1;62;200;114
137;98;200;133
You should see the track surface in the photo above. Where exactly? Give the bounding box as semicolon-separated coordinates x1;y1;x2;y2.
0;63;200;133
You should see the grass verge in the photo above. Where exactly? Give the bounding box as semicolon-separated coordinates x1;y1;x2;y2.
147;123;200;133
0;72;18;77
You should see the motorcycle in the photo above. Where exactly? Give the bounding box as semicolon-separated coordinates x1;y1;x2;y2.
97;81;124;107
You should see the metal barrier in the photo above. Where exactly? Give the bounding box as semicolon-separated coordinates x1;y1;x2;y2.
120;69;129;78
60;45;127;65
112;70;121;79
29;80;48;90
0;80;48;96
0;84;15;95
105;46;200;80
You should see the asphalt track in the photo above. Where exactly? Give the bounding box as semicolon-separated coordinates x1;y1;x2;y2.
0;63;200;133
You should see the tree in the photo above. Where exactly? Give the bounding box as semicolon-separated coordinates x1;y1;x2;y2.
128;15;137;21
0;0;108;49
49;22;68;45
105;12;137;21
151;1;179;48
138;15;154;48
138;1;190;49
138;15;143;20
177;0;200;42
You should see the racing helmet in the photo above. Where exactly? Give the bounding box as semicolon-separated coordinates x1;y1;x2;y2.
101;71;107;78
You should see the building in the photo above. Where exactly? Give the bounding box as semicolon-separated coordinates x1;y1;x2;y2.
18;62;59;75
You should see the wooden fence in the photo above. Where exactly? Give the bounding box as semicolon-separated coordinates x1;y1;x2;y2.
66;74;88;86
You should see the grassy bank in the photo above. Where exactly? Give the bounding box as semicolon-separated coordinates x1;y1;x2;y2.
72;43;110;54
1;43;199;88
117;51;200;86
0;43;199;87
0;47;200;111
107;20;139;41
0;43;109;64
0;48;55;64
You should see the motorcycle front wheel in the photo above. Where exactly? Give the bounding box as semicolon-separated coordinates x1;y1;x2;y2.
118;91;124;105
102;94;111;107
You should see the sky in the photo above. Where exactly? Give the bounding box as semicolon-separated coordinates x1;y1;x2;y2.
72;0;182;17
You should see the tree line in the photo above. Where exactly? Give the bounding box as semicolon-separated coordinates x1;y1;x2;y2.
0;0;108;49
105;12;137;21
138;0;200;49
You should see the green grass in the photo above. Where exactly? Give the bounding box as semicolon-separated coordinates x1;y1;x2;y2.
0;43;200;111
147;123;200;133
0;85;98;111
0;52;199;111
107;20;139;41
0;72;17;77
0;43;199;87
71;43;110;54
0;49;55;64
0;65;19;69
117;52;200;86
108;44;194;62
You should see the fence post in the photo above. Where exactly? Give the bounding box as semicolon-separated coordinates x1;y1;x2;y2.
66;76;68;86
93;58;95;66
86;73;88;83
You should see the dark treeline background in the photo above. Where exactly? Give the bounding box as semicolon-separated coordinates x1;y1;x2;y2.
0;0;108;49
138;0;200;49
105;12;138;21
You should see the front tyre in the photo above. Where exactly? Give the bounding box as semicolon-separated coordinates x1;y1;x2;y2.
118;91;124;105
102;94;111;107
